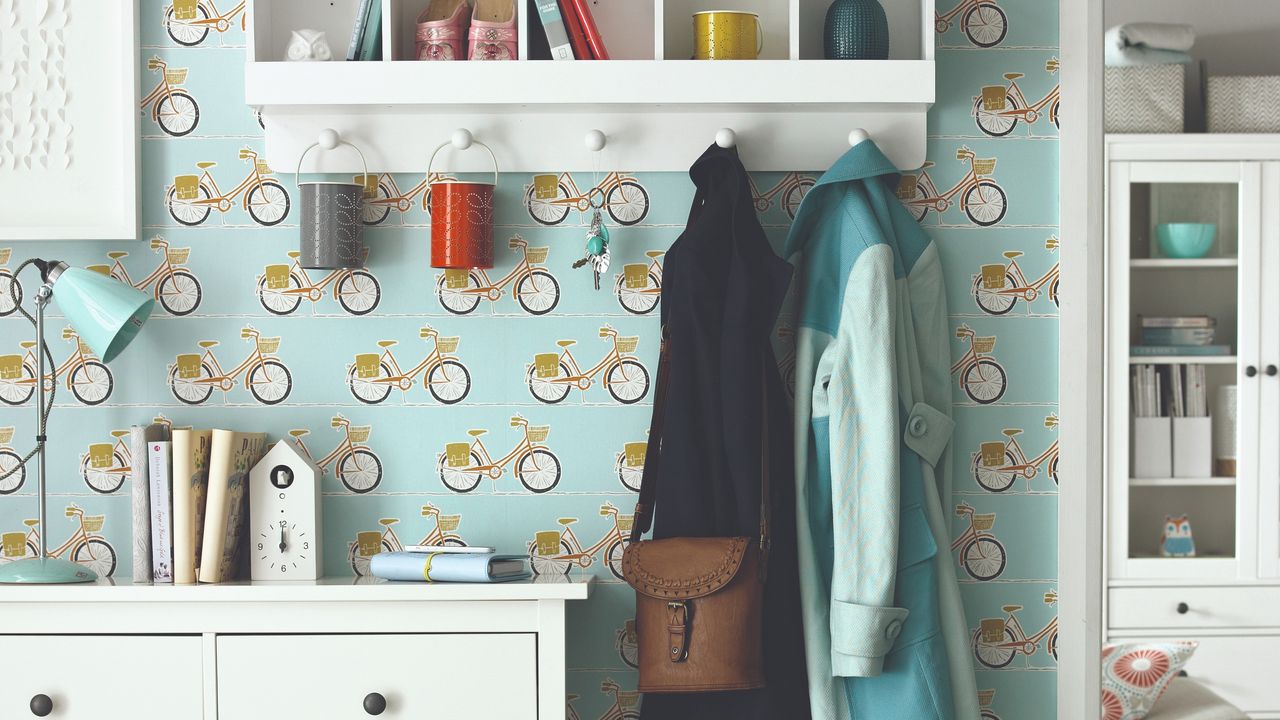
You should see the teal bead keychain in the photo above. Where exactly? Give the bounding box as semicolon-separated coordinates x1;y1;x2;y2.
572;209;611;289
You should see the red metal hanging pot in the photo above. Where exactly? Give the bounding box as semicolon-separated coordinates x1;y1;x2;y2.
429;133;498;269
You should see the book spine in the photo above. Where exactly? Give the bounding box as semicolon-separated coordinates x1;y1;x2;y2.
534;0;574;60
359;2;383;61
148;440;173;583
347;0;374;60
218;433;267;582
190;430;212;580
199;429;236;583
1140;316;1215;328
129;426;152;583
1130;345;1233;356
558;0;589;59
569;0;609;60
171;429;193;584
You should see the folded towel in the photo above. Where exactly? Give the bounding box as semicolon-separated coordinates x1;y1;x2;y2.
1107;23;1196;52
1106;43;1193;67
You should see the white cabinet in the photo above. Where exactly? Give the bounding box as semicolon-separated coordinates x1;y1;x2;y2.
0;636;204;719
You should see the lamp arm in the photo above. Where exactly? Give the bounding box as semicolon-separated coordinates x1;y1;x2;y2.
0;258;58;487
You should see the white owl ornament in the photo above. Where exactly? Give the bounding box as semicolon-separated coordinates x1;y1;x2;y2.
285;29;333;61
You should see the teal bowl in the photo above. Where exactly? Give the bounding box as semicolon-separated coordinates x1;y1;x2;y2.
1156;223;1217;259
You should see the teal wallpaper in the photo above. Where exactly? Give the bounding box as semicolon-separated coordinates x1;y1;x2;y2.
0;1;1058;717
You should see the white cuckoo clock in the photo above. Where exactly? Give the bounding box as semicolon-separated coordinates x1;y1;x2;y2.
250;441;322;581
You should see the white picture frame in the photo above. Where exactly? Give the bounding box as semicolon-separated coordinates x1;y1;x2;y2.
0;2;139;241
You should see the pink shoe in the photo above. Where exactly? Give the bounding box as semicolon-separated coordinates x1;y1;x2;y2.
468;0;516;60
415;0;470;60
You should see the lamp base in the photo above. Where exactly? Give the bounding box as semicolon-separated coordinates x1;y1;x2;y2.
0;557;97;584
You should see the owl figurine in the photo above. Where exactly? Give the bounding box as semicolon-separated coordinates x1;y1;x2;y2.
1161;515;1196;558
284;29;333;61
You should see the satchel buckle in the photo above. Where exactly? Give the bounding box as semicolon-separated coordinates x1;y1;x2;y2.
666;600;691;663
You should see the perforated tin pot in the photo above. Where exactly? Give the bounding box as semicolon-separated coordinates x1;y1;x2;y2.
295;138;370;269
428;139;498;269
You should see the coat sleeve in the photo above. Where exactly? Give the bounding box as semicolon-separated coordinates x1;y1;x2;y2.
824;240;909;678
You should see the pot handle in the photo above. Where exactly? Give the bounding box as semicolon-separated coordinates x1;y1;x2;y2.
295;129;370;189
427;130;499;186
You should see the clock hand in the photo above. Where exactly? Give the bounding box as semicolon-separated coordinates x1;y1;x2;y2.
279;523;287;553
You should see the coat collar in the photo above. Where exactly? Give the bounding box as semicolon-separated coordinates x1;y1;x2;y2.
813;139;901;187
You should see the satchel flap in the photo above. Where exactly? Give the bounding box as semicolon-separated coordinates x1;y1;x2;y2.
622;536;751;600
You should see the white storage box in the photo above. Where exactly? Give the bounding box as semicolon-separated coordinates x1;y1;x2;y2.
1173;416;1212;478
1132;417;1173;478
1207;76;1280;133
1105;64;1185;133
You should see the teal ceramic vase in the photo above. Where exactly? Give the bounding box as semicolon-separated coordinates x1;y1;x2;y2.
824;0;889;60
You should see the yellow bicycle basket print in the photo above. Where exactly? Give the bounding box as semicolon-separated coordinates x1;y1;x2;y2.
624;442;648;467
264;264;292;290
980;441;1006;468
534;352;560;379
175;353;203;380
354;353;381;380
445;442;472;468
980;264;1007;289
2;531;26;558
534;530;562;557
87;443;115;470
0;355;22;380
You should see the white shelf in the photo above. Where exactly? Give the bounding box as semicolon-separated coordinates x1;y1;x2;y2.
1129;356;1238;364
1130;258;1240;269
1124;557;1238;580
1130;477;1238;487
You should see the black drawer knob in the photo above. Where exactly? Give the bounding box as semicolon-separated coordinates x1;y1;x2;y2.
1268;365;1278;377
29;694;53;717
363;692;387;716
1177;669;1189;677
1176;602;1190;615
1247;366;1259;378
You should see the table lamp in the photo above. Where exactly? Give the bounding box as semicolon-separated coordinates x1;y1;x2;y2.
0;259;154;583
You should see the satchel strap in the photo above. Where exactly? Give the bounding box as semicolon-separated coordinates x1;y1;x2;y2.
630;325;772;556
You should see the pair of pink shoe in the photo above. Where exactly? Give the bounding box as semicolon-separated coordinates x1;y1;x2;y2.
416;0;516;61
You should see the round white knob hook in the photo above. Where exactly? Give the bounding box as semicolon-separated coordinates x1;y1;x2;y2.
715;128;736;149
451;128;475;150
848;128;870;147
318;128;340;151
584;129;607;152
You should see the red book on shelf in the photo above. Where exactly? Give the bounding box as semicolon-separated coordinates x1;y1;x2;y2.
557;0;591;59
567;0;609;60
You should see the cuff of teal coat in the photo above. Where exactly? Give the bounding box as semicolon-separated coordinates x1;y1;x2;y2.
904;401;955;468
830;599;911;677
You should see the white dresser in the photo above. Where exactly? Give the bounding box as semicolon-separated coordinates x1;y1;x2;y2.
0;577;591;719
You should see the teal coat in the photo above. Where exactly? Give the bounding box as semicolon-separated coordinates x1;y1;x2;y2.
784;141;978;720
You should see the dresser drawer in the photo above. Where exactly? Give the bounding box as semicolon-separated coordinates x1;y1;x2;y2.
217;633;536;719
1110;586;1280;629
1109;634;1280;714
0;635;203;719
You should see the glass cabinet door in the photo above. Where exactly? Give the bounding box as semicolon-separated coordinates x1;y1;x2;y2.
1108;160;1260;581
1258;162;1280;579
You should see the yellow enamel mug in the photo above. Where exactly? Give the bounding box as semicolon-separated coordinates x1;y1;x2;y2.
693;11;764;60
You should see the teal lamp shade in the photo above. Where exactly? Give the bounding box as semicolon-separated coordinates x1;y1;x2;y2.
53;266;154;362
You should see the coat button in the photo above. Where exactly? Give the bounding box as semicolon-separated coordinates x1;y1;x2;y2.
908;416;928;438
885;619;903;641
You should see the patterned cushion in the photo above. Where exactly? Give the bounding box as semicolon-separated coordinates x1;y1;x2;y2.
1102;642;1199;720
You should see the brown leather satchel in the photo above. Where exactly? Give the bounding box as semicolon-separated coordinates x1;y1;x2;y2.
621;327;770;693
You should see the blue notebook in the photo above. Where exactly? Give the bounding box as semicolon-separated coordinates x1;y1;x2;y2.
370;552;531;583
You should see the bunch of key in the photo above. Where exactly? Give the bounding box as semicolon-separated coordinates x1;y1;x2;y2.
571;209;611;290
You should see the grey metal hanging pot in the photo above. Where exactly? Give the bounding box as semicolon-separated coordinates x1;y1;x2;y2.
295;134;370;269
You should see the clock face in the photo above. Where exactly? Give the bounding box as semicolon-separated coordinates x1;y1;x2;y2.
257;519;311;575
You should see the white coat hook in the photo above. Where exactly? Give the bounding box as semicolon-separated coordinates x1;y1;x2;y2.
848;128;870;147
318;128;340;150
715;128;736;149
585;129;607;152
451;128;475;150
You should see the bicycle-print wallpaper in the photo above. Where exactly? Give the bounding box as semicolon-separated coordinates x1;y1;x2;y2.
0;0;1059;717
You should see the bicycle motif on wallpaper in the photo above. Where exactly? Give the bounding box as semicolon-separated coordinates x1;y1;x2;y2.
346;325;472;405
166;148;290;227
936;0;1008;48
616;618;639;668
289;415;382;494
257;249;381;316
437;415;561;493
0;328;113;406
972;414;1060;492
0;248;21;317
526;326;650;405
525;172;650;226
614;251;663;315
348;503;468;576
973;590;1059;668
141;57;199;137
952;325;1007;404
974;59;1061;137
898;147;1008;227
356;172;457;225
749;172;815;220
528;502;631;580
95;237;202;316
615;436;647;493
565;679;642;720
0;427;26;495
78;430;135;495
169;325;292;405
163;0;245;46
0;505;117;578
436;236;559;316
952;503;1008;581
972;237;1060;315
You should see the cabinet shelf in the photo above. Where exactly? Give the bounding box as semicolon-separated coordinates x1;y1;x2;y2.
1130;258;1240;269
1128;356;1238;365
1129;477;1237;487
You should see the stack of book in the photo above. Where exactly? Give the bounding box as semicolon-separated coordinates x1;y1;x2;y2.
1131;316;1231;357
346;0;384;61
530;0;609;60
370;545;531;583
132;424;266;584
